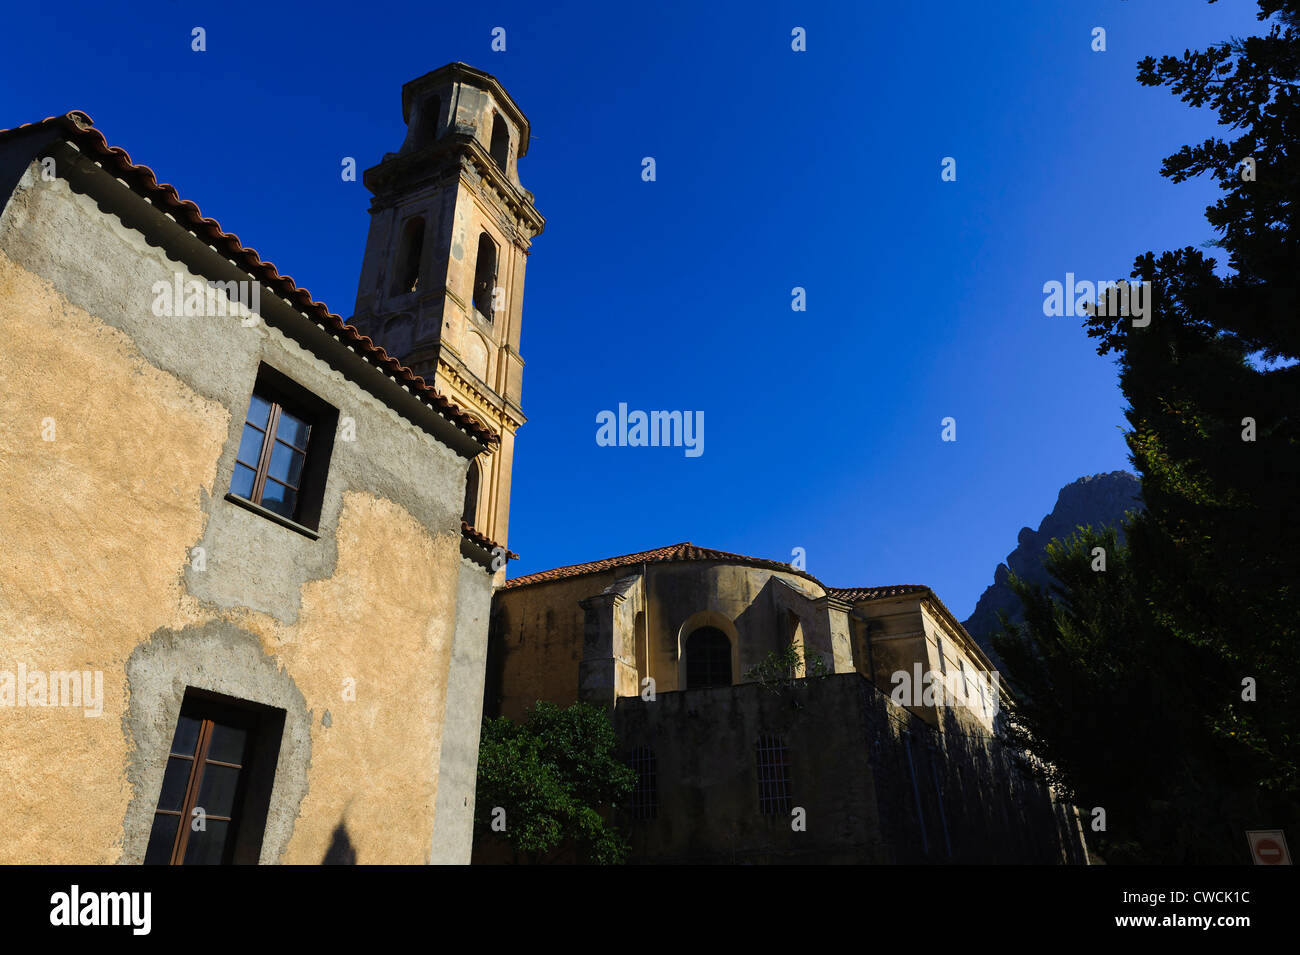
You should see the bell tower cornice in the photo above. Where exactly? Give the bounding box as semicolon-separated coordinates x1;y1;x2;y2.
364;136;545;244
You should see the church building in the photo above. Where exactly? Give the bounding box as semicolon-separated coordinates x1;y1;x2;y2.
484;542;1089;864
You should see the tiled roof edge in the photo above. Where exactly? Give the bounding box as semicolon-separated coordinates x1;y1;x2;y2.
0;111;497;450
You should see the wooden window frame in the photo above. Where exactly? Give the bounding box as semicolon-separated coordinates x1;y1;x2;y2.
228;364;338;534
146;689;285;866
239;400;310;512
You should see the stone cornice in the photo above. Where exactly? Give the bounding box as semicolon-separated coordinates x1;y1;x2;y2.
364;134;544;240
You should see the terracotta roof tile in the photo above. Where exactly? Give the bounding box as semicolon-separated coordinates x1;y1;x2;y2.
503;541;822;591
0;111;496;449
461;521;518;561
826;584;930;601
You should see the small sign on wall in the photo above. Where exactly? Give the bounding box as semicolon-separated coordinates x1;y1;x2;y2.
1246;830;1291;865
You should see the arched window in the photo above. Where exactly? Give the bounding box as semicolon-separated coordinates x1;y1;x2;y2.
463;459;480;527
684;627;731;688
392;217;424;295
472;232;498;320
489;114;509;170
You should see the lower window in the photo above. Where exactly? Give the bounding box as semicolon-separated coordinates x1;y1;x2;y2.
144;689;284;865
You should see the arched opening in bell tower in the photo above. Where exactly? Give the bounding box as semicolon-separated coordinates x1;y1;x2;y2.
463;459;481;527
489;114;509;171
417;95;441;147
392;216;425;295
472;232;498;320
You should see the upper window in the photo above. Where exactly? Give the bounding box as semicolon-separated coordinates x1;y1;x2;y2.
144;689;284;865
685;626;731;689
228;365;337;533
489;114;509;170
472;232;498;320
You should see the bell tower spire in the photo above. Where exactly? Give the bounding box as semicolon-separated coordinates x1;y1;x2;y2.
350;62;544;562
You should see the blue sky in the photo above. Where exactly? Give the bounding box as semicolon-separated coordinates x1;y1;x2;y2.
0;0;1267;618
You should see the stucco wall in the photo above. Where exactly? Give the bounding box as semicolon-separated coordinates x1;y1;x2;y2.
0;152;490;863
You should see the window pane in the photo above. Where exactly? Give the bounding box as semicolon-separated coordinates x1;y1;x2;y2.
207;723;248;766
170;715;201;756
157;757;194;812
260;479;297;518
275;410;310;449
143;814;180;865
182;818;231;865
230;463;256;499
196;763;242;818
237;424;266;467
246;394;272;430
268;441;305;487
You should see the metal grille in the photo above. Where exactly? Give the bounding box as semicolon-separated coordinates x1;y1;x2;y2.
685;627;732;688
755;734;793;815
630;746;657;820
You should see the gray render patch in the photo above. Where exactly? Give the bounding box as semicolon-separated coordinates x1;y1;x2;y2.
118;620;312;865
0;158;471;626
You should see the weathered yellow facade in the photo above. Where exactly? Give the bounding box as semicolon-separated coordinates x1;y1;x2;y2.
0;66;520;865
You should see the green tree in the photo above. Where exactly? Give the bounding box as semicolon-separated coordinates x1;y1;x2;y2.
744;642;828;695
473;701;636;864
1089;0;1299;803
993;525;1239;863
999;0;1299;862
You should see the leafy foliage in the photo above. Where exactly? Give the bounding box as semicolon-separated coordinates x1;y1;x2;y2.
998;0;1300;862
473;701;636;864
993;525;1239;863
744;642;828;694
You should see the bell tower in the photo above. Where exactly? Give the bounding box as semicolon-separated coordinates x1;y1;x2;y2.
350;63;544;561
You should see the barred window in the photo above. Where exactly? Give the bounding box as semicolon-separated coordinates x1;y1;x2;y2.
685;627;731;688
630;746;657;820
755;733;793;815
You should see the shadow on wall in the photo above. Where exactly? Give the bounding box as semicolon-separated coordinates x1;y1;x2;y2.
322;821;356;865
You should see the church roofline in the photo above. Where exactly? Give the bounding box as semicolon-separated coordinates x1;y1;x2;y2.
0;111;498;452
501;541;1000;676
500;541;825;591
